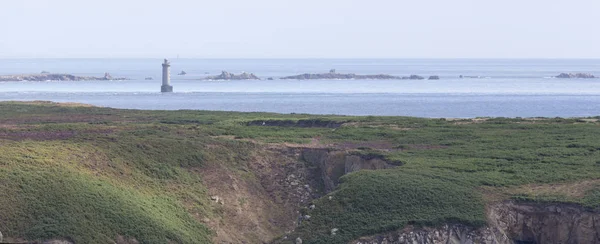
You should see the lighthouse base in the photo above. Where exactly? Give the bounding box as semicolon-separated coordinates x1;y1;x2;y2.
161;85;173;93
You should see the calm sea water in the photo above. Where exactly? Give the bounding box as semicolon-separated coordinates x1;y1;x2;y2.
0;59;599;118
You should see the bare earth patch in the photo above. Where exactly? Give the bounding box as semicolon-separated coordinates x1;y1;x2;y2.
480;179;600;203
0;129;114;141
193;153;292;243
342;122;413;131
508;179;600;198
13;101;96;107
450;118;489;125
0;131;77;141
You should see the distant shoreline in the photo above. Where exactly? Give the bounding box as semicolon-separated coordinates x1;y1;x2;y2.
0;71;597;82
0;73;127;82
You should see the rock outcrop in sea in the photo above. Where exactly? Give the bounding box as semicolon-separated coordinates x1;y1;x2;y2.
280;70;429;80
0;73;128;81
203;71;260;80
459;75;486;79
555;73;596;78
404;75;424;80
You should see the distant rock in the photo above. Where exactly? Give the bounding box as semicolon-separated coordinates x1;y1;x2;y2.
41;71;50;74
459;75;484;79
103;72;113;80
267;77;274;80
144;77;153;80
402;75;424;80
178;71;187;75
556;73;596;79
0;73;128;82
428;75;440;80
281;70;407;80
203;71;260;80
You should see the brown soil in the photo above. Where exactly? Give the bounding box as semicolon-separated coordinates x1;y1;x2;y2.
450;118;489;125
0;131;77;141
341;122;413;131
194;146;319;244
0;129;113;141
480;179;600;203
405;144;449;150
0;114;118;124
508;179;600;198
333;140;397;151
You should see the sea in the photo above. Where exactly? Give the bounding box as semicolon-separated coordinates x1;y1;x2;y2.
0;58;599;118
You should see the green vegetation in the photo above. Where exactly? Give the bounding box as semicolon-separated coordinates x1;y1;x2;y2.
0;129;218;243
0;102;599;243
295;170;485;243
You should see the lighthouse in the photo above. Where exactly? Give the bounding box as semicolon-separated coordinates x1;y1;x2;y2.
161;59;173;92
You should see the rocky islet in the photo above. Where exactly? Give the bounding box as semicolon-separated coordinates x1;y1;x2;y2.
202;71;260;80
0;72;127;82
555;72;596;78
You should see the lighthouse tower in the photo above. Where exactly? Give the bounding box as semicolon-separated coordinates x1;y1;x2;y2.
161;59;173;92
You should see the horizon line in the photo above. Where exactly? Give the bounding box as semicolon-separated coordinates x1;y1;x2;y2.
1;57;600;60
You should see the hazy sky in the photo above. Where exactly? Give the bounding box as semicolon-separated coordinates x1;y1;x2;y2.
1;0;599;58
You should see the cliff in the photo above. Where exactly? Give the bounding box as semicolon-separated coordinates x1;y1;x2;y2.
0;102;599;244
203;71;260;80
353;201;600;244
0;73;128;81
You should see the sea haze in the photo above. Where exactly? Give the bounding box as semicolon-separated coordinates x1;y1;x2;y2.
0;59;599;118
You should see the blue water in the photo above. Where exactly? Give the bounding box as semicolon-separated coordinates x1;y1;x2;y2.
1;59;599;118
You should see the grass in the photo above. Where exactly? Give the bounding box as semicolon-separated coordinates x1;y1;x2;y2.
0;167;211;243
0;134;215;243
0;102;600;243
292;170;485;243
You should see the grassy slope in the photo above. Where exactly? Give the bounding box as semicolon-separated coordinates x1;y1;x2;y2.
293;119;600;243
0;127;215;243
0;102;599;243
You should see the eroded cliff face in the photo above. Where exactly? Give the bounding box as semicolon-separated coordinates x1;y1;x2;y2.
197;146;400;243
300;148;396;193
193;145;600;244
352;201;600;244
489;201;600;244
354;224;503;244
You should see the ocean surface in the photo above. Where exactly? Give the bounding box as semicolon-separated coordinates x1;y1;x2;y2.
0;59;599;118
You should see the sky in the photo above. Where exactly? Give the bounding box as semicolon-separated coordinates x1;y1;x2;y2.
0;0;599;59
